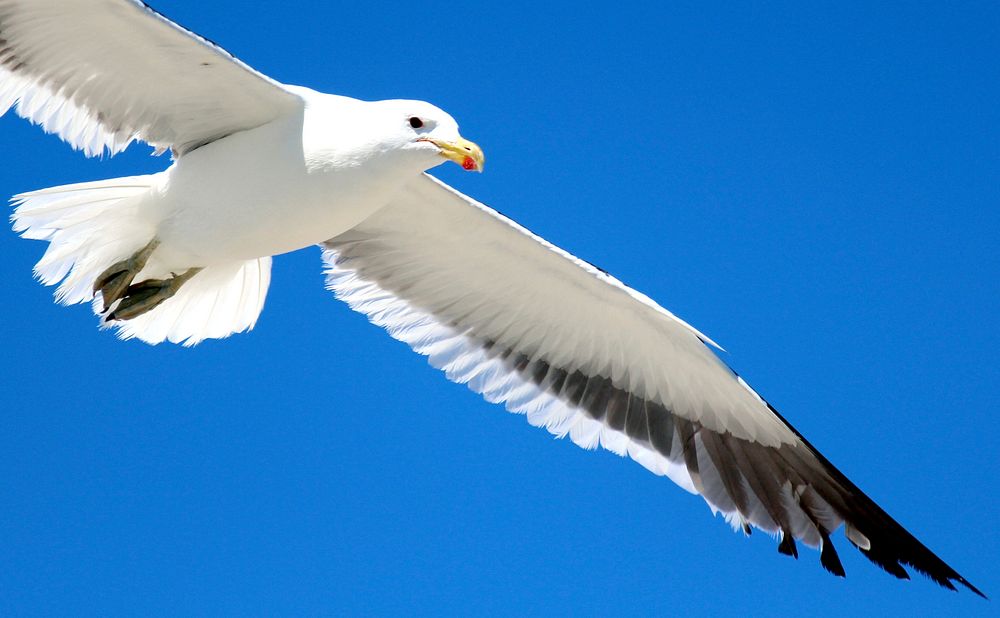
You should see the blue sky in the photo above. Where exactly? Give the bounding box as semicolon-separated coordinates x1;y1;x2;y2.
1;1;998;615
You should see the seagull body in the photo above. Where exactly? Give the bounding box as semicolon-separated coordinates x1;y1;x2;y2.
1;0;982;596
142;90;459;266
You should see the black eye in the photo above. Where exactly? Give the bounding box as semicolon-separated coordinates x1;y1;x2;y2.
409;117;424;129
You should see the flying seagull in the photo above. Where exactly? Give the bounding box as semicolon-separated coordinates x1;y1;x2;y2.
1;0;982;596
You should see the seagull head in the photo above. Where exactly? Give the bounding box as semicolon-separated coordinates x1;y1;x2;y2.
377;100;485;173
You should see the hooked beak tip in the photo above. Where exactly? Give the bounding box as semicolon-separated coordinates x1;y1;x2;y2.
423;136;485;172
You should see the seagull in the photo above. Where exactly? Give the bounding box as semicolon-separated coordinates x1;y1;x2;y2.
1;0;982;596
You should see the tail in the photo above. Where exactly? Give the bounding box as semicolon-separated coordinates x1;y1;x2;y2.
11;175;271;346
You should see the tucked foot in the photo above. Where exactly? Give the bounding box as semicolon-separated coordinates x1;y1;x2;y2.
93;238;161;311
105;267;203;322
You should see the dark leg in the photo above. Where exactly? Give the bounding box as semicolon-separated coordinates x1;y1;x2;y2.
93;238;161;311
105;267;203;322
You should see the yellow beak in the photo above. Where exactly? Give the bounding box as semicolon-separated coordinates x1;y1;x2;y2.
421;136;485;172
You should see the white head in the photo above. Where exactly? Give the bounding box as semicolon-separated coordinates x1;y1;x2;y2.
368;99;485;173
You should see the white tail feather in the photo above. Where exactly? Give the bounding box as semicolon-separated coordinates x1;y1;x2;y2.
11;175;271;346
12;176;158;303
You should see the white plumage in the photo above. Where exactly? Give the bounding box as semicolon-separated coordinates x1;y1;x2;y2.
0;0;298;156
1;0;981;595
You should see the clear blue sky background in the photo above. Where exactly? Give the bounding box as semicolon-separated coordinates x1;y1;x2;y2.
1;1;997;615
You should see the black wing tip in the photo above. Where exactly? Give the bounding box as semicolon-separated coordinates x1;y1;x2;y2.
925;568;987;599
927;574;987;599
778;533;798;559
767;526;986;597
752;399;985;597
819;532;846;578
851;539;988;598
854;534;989;598
958;578;988;600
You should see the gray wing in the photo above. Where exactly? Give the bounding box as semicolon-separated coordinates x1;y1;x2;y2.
322;173;981;595
0;0;302;156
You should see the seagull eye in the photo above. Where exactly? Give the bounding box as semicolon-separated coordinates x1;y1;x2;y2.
408;117;424;129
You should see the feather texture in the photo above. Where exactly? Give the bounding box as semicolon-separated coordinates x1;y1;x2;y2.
12;176;271;346
321;173;983;595
0;0;301;156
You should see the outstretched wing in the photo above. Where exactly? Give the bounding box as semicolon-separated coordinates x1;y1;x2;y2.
0;0;301;156
322;173;981;595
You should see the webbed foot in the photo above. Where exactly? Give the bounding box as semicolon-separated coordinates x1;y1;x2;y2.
93;238;160;311
105;267;203;322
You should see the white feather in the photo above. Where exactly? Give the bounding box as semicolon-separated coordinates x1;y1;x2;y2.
324;247;703;501
324;174;797;448
11;176;271;346
0;0;300;156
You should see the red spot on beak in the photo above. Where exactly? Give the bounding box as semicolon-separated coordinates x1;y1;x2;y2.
462;156;478;171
